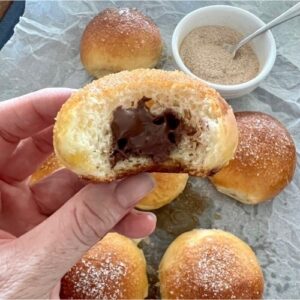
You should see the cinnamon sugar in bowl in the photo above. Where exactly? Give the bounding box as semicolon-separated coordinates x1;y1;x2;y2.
172;5;276;99
180;25;260;85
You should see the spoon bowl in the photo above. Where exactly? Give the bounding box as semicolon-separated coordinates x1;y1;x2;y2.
172;5;276;99
229;2;300;58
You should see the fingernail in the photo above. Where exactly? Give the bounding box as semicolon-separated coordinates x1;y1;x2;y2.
145;212;157;223
134;210;157;221
145;212;157;235
115;173;155;209
133;211;157;237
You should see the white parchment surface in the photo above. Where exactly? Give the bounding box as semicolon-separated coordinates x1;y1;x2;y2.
0;1;299;298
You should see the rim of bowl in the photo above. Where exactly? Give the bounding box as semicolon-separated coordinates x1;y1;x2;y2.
172;5;277;91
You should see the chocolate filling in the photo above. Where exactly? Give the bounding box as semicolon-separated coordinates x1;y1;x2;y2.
110;97;191;166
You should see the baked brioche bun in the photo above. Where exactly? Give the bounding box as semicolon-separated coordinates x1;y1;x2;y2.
136;173;189;210
159;229;264;299
80;8;162;78
60;232;148;299
210;112;296;204
54;69;238;182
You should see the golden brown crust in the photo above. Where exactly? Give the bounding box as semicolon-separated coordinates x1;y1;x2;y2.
136;173;189;210
30;153;63;185
159;229;264;299
80;8;162;77
210;112;296;204
54;69;238;182
60;233;148;299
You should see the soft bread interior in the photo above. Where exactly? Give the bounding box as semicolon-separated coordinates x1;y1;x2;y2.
54;69;237;181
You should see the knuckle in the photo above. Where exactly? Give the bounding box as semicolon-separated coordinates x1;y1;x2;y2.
72;200;119;245
31;135;53;154
0;128;19;144
30;100;49;123
72;206;93;247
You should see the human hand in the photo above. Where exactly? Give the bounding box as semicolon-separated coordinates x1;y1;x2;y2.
0;89;156;298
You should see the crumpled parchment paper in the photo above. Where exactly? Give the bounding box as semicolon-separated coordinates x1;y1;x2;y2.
0;1;299;298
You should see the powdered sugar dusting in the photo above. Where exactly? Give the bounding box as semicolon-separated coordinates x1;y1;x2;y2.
234;112;295;180
195;244;236;294
169;241;242;298
61;233;148;299
84;7;160;51
162;232;263;299
62;251;129;299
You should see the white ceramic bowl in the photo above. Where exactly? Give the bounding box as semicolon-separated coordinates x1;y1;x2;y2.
172;5;276;99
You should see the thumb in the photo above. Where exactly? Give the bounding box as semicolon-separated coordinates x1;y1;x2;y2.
8;173;154;298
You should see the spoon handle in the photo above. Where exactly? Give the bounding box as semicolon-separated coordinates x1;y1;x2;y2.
233;2;300;54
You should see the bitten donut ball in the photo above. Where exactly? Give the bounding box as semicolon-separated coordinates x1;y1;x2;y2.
80;8;163;78
210;112;296;204
60;233;148;299
54;69;238;182
136;173;189;210
159;229;264;299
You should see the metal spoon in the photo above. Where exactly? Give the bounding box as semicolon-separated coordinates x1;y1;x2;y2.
229;2;300;58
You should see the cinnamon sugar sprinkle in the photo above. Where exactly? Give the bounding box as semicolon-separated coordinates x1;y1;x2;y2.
235;112;295;179
171;243;239;297
63;253;128;299
180;26;259;85
88;7;159;52
167;240;261;298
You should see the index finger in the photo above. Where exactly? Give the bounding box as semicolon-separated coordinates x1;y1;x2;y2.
0;88;74;169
